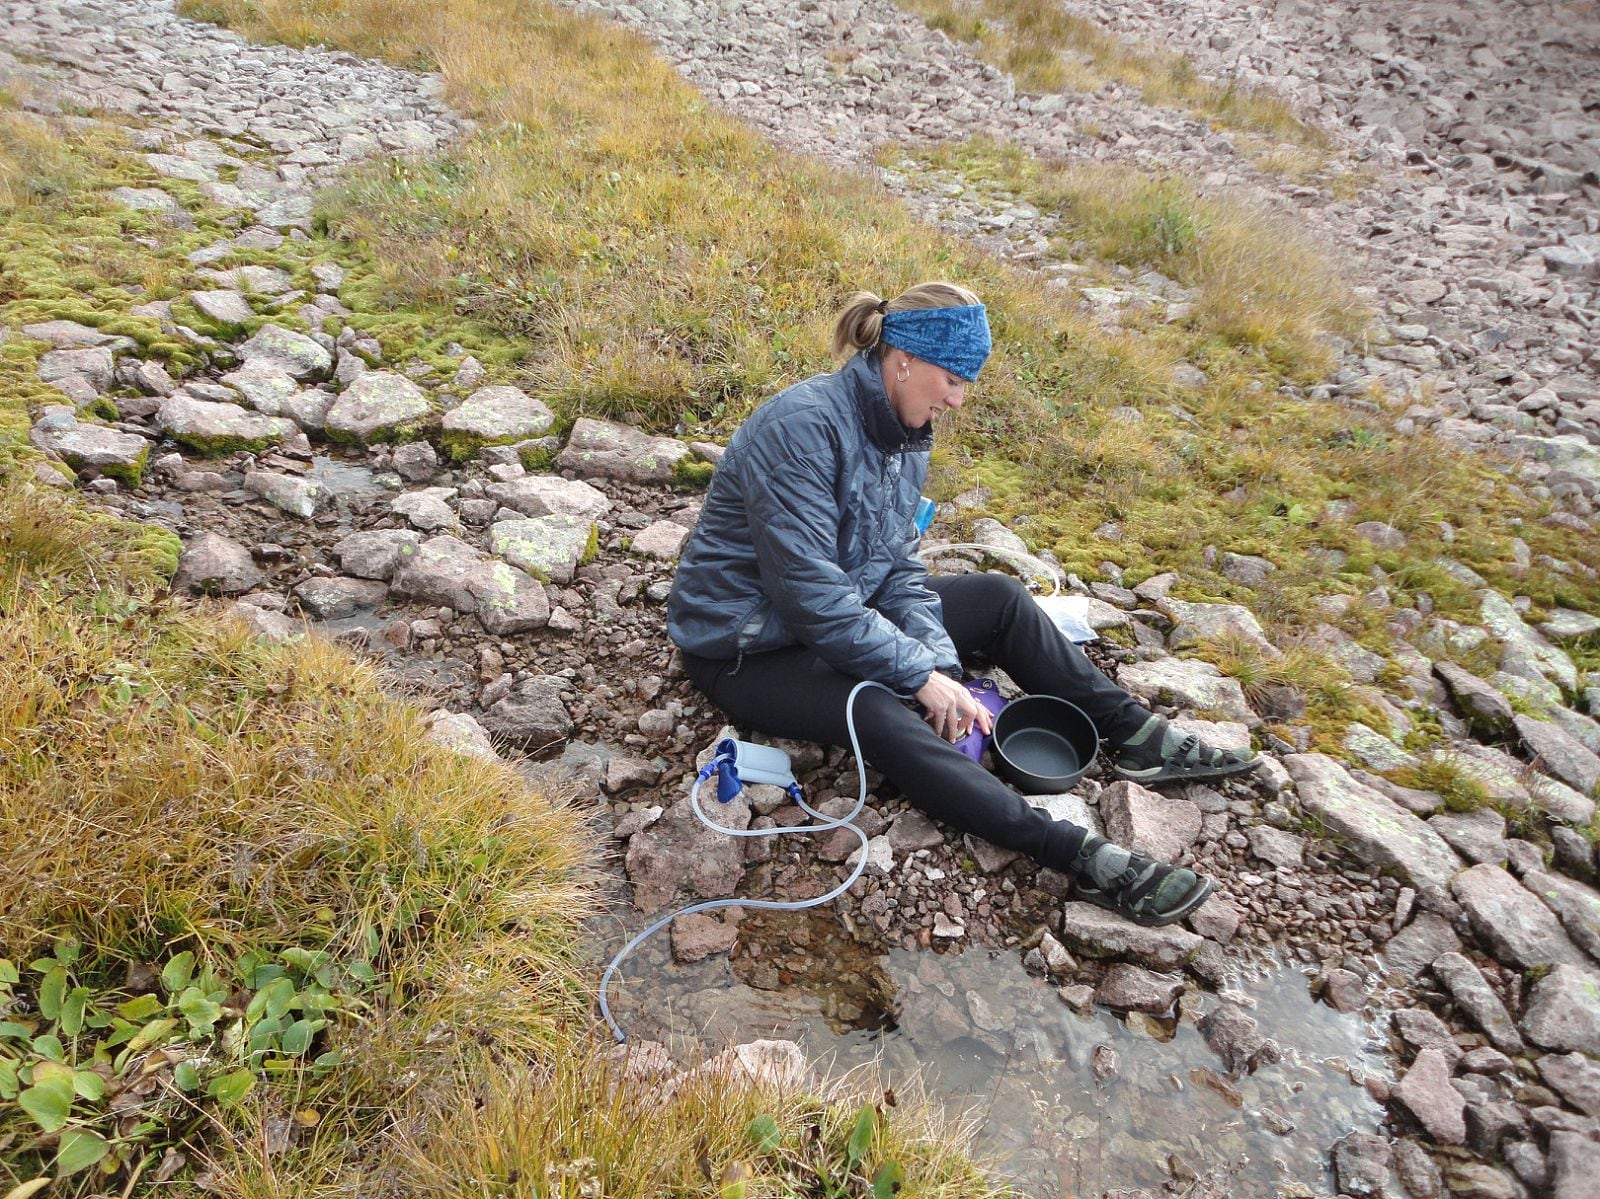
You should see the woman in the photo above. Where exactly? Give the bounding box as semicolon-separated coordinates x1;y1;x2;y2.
667;283;1257;927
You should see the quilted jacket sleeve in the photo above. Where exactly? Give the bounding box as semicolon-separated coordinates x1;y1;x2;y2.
738;430;949;694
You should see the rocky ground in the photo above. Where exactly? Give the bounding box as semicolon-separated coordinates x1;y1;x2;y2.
8;0;1600;1197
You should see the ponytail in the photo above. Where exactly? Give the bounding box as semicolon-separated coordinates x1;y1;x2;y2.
830;281;985;361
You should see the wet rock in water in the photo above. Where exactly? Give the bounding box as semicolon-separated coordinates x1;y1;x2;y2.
391;487;459;533
1538;1052;1600;1117
1550;1132;1600;1199
670;912;738;963
556;417;690;483
1090;1043;1118;1084
1331;1130;1394;1197
390;441;439;482
425;710;498;762
1197;1002;1279;1076
480;675;573;751
1452;863;1588;970
390;535;550;634
334;529;421;580
293;576;387;619
1394;1047;1466;1145
1284;754;1463;889
626;790;750;914
173;531;263;595
1320;967;1367;1013
1522;870;1600;964
1431;953;1526;1055
1099;780;1201;862
244;469;324;519
441;385;555;458
1515;714;1600;796
1117;657;1254;723
697;1040;809;1091
1095;964;1182;1013
1433;661;1516;736
1247;824;1304;869
1186;895;1241;944
631;519;692;561
324;372;432;445
1058;902;1202;971
1158;598;1281;660
237;323;331;381
489;515;594;585
1428;808;1509;866
485;474;613;520
1523;965;1600;1055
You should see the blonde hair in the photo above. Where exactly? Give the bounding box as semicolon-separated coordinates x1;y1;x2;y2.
830;281;984;359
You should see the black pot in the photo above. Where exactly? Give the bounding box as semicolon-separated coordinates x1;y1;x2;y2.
992;695;1100;795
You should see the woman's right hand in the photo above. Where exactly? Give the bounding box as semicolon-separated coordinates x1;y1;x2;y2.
916;671;992;743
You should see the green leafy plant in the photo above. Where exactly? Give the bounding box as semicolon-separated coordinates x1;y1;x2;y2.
0;941;376;1186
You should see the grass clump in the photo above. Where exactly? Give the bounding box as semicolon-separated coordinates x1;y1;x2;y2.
1394;753;1494;814
896;0;1324;150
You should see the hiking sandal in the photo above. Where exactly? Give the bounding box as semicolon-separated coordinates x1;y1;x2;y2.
1112;729;1261;786
1071;857;1216;928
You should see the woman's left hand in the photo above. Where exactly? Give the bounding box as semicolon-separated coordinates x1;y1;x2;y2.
915;672;992;743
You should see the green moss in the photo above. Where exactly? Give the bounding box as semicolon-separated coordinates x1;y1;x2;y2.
171;430;280;457
518;442;558;473
98;443;150;489
672;457;714;488
129;521;182;579
81;395;120;422
579;523;600;569
438;427;526;463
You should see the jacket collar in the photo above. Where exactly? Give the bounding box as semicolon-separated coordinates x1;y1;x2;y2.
846;350;933;454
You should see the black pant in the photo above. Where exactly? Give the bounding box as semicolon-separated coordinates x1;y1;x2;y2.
681;573;1151;874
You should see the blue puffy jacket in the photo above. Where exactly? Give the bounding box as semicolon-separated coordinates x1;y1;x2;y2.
667;350;960;693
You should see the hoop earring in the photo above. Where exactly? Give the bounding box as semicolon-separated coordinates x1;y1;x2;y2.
895;364;910;383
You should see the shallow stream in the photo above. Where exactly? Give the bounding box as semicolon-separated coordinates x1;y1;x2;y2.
596;907;1390;1198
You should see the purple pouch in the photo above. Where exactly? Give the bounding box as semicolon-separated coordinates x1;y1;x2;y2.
952;677;1008;763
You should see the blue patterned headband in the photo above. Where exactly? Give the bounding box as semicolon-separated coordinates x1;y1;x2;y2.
881;303;991;382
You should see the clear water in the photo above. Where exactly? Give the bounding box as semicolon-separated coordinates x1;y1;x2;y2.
596;908;1389;1198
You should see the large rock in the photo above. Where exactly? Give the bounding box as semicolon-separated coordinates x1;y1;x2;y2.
293;577;387;620
1098;780;1201;862
1539;1053;1600;1117
189;289;256;326
38;346;115;391
334;529;421;581
1197;1001;1280;1076
1428;808;1508;866
1524;871;1600;964
390;487;459;533
389;535;549;634
237;323;331;380
555;417;689;483
23;320;120;348
1550;1131;1600;1199
220;363;299;414
157;395;293;455
1095;964;1182;1013
1394;1047;1466;1145
488;516;594;584
172;532;262;595
1430;953;1524;1055
1434;661;1515;736
439;385;555;459
1384;912;1461;977
479;675;574;750
243;470;324;519
1515;714;1600;796
1451;863;1588;970
631;520;692;561
485;474;612;521
1117;658;1254;722
324;372;433;445
30;415;148;485
625;789;751;914
1158;598;1281;659
425;711;499;762
1284;755;1463;889
1057;901;1202;970
1480;589;1578;694
1523;965;1600;1055
1332;1131;1393;1198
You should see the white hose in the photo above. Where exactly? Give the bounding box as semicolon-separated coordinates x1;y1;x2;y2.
597;679;892;1043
